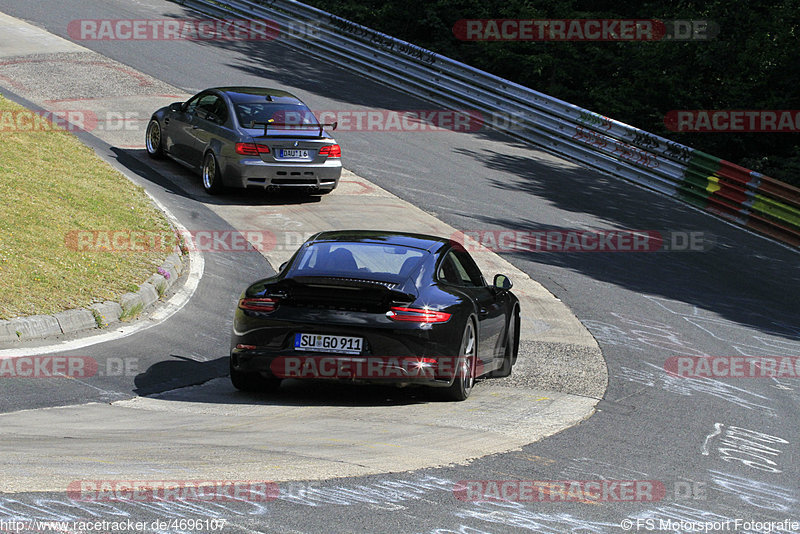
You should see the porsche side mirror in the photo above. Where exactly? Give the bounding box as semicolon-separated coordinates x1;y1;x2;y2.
493;274;513;291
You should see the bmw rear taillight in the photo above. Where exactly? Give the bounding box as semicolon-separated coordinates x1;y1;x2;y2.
387;306;451;323
235;143;270;156
319;144;341;158
238;297;280;312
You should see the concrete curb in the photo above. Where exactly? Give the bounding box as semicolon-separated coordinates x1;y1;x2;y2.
0;251;187;343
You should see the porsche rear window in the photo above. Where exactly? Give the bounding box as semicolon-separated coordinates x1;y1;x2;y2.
288;243;425;280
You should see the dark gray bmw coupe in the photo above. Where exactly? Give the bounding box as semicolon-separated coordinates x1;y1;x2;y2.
146;87;342;195
230;231;520;401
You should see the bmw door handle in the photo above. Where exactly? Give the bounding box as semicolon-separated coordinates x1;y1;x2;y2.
192;125;199;129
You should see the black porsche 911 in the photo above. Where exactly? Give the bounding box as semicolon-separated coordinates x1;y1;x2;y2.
229;231;520;401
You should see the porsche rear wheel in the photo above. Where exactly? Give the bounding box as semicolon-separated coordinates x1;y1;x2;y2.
491;309;518;378
230;358;281;393
442;319;476;401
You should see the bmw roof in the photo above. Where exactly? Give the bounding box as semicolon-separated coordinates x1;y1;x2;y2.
212;87;304;104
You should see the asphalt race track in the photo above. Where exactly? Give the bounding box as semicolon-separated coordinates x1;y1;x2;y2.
0;1;798;533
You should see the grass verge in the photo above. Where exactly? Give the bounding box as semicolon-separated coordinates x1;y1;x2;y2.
0;95;173;320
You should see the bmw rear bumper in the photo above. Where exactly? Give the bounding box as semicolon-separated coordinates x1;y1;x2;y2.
221;156;342;191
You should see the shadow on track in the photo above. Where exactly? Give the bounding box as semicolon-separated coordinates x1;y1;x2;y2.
133;354;487;406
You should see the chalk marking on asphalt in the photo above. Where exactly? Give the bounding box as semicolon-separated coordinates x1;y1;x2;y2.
701;422;724;455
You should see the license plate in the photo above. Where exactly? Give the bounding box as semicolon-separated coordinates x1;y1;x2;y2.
294;333;363;355
278;149;310;159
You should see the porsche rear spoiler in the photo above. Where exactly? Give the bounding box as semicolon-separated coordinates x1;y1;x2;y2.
247;120;338;138
286;276;417;309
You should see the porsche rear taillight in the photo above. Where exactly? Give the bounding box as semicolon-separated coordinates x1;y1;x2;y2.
387;306;451;323
238;297;280;312
319;144;341;158
235;142;270;156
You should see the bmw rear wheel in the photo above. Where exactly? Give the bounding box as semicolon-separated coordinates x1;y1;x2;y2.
145;119;164;159
202;151;224;195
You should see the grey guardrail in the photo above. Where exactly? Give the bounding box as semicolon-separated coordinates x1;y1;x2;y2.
175;0;800;247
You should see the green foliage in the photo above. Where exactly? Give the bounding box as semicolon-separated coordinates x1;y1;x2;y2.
306;0;800;185
119;302;144;322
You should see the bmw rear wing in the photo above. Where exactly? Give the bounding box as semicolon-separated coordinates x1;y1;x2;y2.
248;119;338;138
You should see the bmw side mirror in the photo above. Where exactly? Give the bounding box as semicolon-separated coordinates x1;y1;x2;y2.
169;102;183;112
493;274;513;291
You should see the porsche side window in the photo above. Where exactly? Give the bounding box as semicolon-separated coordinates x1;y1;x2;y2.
452;249;485;286
438;251;478;287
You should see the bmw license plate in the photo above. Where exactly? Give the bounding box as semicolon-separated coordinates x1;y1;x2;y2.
295;333;363;355
278;149;310;159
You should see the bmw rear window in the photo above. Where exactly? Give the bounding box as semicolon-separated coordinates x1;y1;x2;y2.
234;102;319;130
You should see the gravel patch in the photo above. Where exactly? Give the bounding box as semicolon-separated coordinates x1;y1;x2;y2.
489;340;607;398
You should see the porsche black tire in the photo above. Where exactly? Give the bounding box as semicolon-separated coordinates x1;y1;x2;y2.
490;309;518;378
441;319;477;401
230;358;281;392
